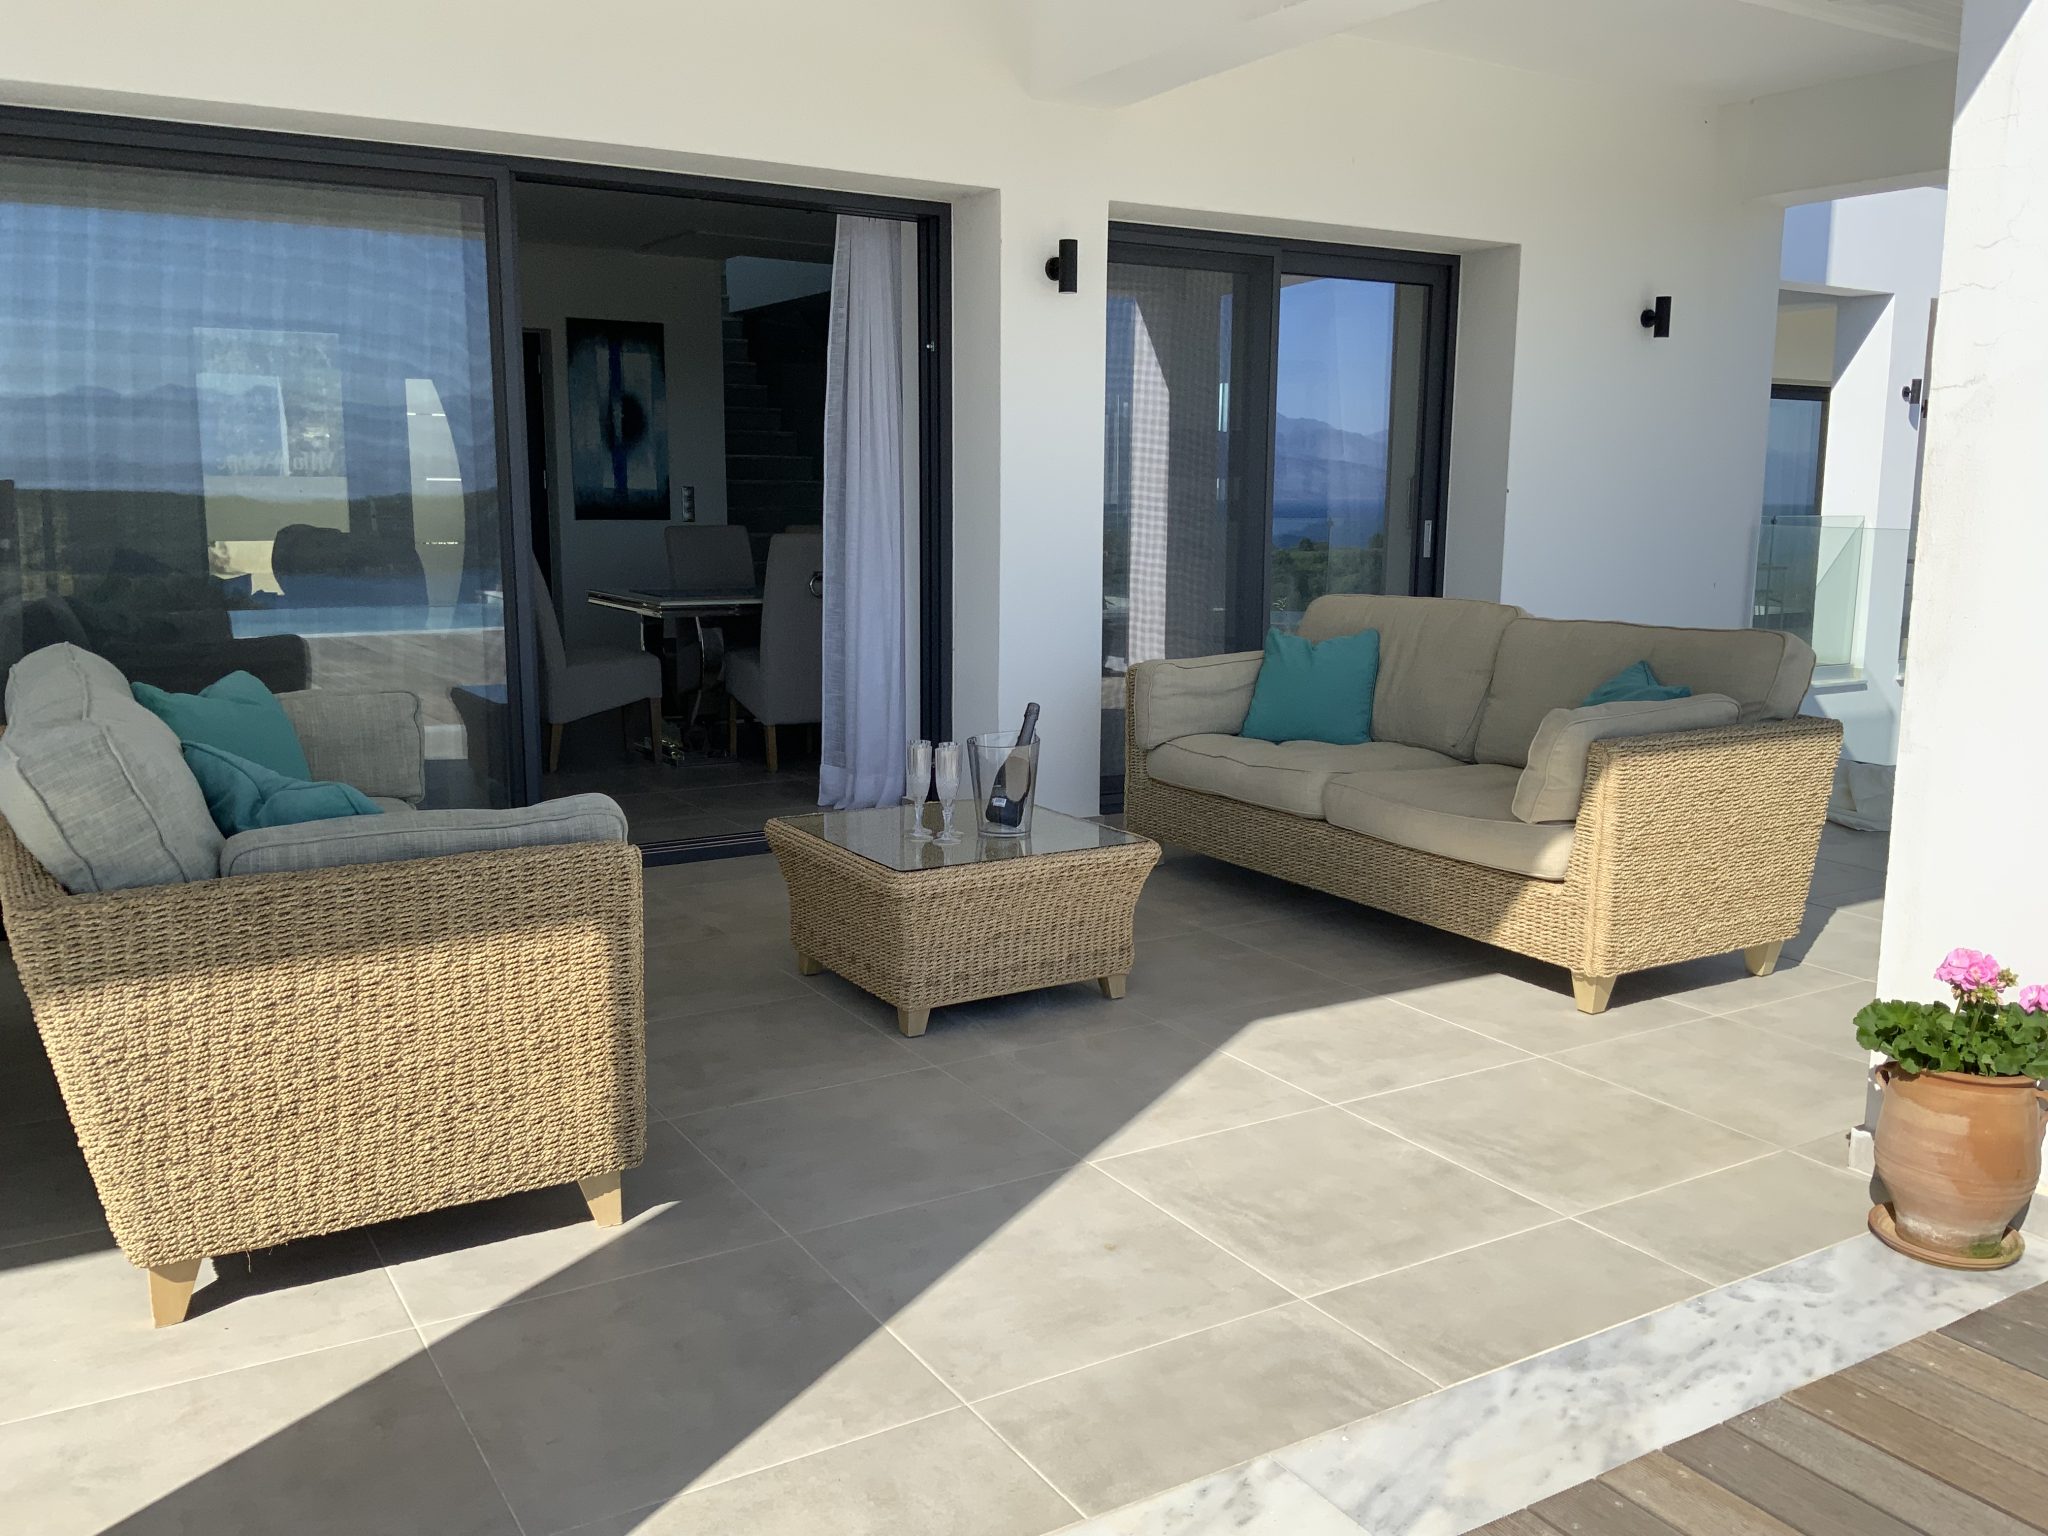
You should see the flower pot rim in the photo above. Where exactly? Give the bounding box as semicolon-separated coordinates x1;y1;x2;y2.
1879;1063;2046;1088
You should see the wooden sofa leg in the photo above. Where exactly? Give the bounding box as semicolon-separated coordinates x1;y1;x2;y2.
1571;971;1617;1015
546;723;564;774
1744;942;1784;978
728;696;739;756
578;1172;623;1228
148;1258;202;1328
764;723;779;774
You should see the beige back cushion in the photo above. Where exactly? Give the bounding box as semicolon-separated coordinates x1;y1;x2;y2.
1473;618;1814;768
1298;594;1521;758
1512;694;1740;824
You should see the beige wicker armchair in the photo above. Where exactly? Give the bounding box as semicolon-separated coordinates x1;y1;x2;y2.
0;825;645;1326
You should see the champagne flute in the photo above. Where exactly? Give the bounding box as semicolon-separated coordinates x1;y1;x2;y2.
904;739;933;841
933;740;962;845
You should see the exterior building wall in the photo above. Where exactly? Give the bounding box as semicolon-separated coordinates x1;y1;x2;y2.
1;1;1821;813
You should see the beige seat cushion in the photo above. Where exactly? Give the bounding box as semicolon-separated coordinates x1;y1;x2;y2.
1473;617;1814;768
1323;764;1576;881
1298;594;1520;758
1513;694;1740;824
1147;735;1458;819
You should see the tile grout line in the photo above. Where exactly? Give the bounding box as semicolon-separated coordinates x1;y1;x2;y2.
366;1225;533;1536
667;1116;1087;1525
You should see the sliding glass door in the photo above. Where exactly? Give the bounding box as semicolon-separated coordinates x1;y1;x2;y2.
1101;230;1455;795
0;137;519;805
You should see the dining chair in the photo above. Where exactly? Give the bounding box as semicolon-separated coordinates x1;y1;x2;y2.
529;554;670;772
723;530;822;773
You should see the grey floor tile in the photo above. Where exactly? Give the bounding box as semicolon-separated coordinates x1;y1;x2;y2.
1784;902;1883;979
1174;992;1530;1102
1718;979;1877;1062
1635;951;1863;1016
1313;1221;1704;1385
422;1238;955;1534
645;931;816;1021
1054;1458;1368;1536
0;1228;413;1425
1554;1016;1869;1147
1579;1150;1876;1283
802;1167;1288;1400
578;1408;1075;1536
680;1069;1071;1231
1818;827;1890;873
370;1123;780;1324
1350;1059;1769;1216
0;1333;515;1536
645;992;924;1117
0;1006;65;1128
943;1022;1320;1158
1123;931;1362;1024
978;1302;1428;1514
0;1116;106;1249
1101;1107;1550;1294
1213;906;1494;988
1392;968;1707;1054
802;969;1162;1062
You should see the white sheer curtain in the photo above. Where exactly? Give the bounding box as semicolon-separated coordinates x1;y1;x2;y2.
818;216;908;809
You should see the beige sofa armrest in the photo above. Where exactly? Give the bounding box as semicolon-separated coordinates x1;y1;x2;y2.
0;829;644;1266
1126;652;1263;753
1571;715;1841;975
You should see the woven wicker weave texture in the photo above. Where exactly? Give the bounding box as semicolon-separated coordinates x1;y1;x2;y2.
766;819;1160;1014
0;822;647;1269
1124;670;1840;982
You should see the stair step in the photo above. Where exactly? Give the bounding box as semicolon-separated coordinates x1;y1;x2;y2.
726;406;783;432
726;429;798;455
724;361;759;386
727;454;814;481
725;384;772;407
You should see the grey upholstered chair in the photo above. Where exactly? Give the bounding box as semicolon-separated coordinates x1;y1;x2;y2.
664;523;757;592
724;530;823;773
529;554;667;772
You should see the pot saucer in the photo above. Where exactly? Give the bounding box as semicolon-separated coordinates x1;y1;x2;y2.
1868;1203;2025;1271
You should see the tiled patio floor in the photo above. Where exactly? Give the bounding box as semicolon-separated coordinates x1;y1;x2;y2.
0;824;1895;1534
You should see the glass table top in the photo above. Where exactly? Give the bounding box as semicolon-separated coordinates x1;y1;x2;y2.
775;802;1144;872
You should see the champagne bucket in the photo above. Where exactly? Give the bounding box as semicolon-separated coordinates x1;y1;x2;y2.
968;731;1040;837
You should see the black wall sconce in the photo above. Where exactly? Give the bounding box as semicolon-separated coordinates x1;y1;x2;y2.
1639;295;1672;339
1044;238;1078;294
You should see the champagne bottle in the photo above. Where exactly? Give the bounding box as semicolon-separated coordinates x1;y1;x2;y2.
984;702;1040;828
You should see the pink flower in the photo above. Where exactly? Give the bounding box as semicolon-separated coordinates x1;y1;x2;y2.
2019;985;2048;1014
1936;948;2004;991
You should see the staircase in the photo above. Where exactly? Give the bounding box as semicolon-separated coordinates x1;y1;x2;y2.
721;305;822;573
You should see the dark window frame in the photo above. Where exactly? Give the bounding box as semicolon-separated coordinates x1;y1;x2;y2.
0;104;954;863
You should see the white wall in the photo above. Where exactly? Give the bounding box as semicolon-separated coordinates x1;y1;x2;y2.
0;0;1826;812
519;244;729;651
1771;303;1836;384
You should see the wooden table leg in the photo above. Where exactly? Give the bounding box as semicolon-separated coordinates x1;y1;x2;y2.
578;1171;623;1227
1099;974;1128;1000
148;1257;202;1328
896;1006;929;1038
795;951;823;976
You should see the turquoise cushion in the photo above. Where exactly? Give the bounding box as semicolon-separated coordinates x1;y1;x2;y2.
1583;660;1692;706
131;671;311;779
182;742;382;837
1239;627;1381;745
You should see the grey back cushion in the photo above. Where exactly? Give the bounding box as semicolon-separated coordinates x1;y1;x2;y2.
1473;618;1817;768
0;643;223;892
1298;594;1522;758
218;793;628;877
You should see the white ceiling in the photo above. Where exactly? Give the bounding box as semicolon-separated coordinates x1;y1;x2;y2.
512;180;836;261
1348;0;1954;102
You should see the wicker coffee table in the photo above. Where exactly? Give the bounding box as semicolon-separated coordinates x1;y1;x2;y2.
765;804;1160;1037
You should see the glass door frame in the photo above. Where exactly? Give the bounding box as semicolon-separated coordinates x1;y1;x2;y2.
0;105;956;862
1109;223;1459;609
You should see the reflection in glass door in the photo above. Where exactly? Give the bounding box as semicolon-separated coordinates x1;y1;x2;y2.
1101;232;1454;799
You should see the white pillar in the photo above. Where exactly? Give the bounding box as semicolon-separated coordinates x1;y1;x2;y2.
1879;0;2048;996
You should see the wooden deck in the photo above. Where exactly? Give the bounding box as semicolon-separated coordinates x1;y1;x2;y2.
1479;1282;2048;1536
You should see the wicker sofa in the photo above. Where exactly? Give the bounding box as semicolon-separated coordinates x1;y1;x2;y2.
0;644;645;1326
1124;595;1841;1013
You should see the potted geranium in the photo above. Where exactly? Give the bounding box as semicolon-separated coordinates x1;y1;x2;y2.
1857;949;2048;1269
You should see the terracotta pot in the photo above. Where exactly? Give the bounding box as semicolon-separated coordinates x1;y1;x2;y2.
1873;1064;2048;1267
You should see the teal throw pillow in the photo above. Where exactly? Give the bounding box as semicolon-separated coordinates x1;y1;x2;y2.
1239;627;1380;745
131;670;311;779
1583;660;1692;707
182;742;382;837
